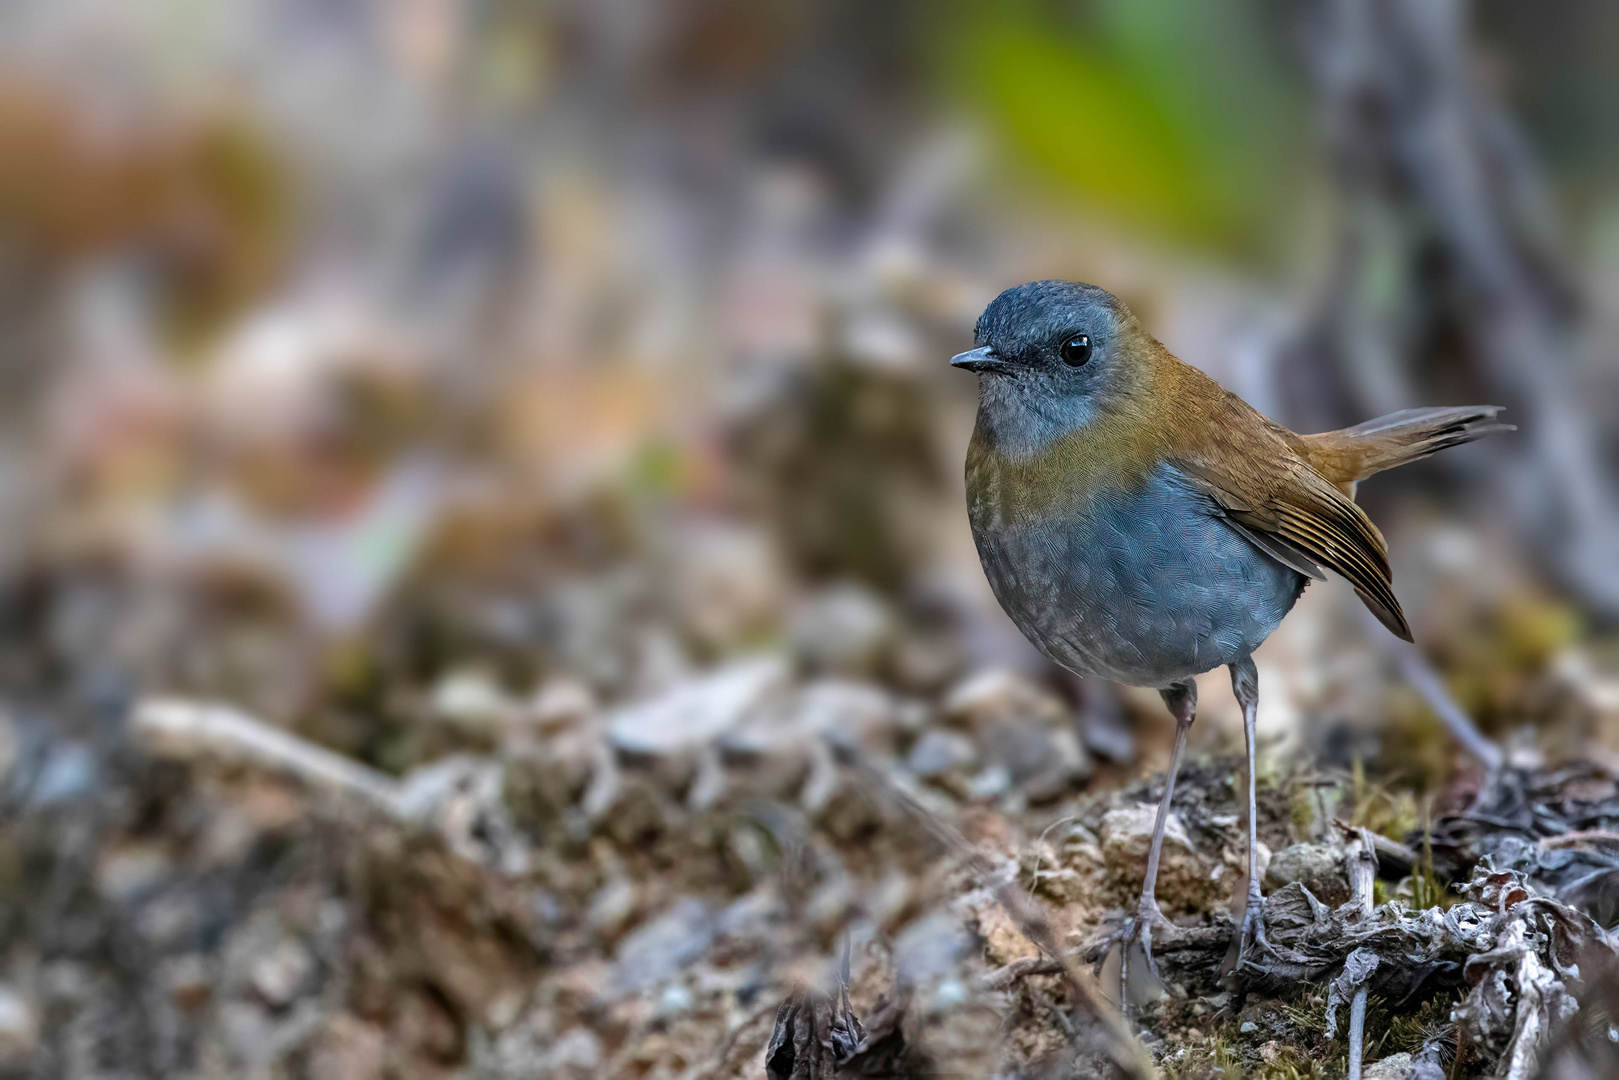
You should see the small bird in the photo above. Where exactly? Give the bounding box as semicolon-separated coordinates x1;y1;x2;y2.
953;280;1510;1000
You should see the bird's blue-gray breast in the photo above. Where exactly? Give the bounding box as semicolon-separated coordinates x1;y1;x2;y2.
969;463;1307;687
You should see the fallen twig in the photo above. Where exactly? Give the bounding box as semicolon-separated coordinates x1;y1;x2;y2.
1343;827;1378;1080
1540;829;1619;850
997;921;1236;992
981;955;1065;989
133;698;406;817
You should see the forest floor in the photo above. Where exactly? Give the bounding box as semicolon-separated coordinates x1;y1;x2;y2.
6;539;1619;1080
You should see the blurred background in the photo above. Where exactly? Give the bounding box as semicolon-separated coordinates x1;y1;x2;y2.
3;1;1619;1077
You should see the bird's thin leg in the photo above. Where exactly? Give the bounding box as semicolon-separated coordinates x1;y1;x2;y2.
1138;682;1196;934
1230;656;1271;971
1108;679;1195;1013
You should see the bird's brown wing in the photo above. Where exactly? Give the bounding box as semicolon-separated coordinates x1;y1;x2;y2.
1171;396;1414;642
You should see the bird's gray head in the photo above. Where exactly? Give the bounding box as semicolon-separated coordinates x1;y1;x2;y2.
952;280;1143;456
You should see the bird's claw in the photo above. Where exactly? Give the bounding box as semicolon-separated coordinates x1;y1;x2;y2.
1233;891;1273;974
1090;898;1175;1016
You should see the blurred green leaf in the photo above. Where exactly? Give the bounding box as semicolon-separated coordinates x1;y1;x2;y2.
945;0;1306;253
973;25;1216;236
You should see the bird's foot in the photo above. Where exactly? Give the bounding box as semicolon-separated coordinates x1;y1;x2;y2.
1089;897;1175;1016
1233;890;1272;975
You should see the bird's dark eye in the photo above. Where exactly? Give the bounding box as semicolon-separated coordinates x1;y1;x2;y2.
1060;334;1092;366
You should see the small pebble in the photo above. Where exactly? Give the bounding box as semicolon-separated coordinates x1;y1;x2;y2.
249;938;314;1008
905;729;977;779
1240;1021;1258;1034
0;987;37;1063
933;979;968;1009
967;764;1011;799
166;955;213;1011
431;670;514;732
657;984;692;1017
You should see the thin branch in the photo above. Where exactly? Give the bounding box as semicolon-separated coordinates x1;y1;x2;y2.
1540;830;1619;850
1344;827;1378;1080
132;698;407;818
1360;606;1504;773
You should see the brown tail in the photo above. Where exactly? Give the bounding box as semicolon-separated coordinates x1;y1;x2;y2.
1299;406;1514;495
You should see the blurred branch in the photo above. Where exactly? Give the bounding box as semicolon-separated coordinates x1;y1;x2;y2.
133;699;406;818
1294;0;1619;617
1358;606;1504;772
